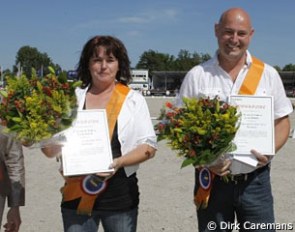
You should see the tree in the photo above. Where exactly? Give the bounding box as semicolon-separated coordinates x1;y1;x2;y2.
174;49;197;71
282;63;295;71
135;49;175;73
14;46;60;77
174;50;212;71
273;65;282;72
136;49;212;73
200;53;211;63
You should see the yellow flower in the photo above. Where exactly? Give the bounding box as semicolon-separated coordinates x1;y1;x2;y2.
155;96;240;168
0;67;82;145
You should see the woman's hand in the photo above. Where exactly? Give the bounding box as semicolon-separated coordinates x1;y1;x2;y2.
92;159;122;181
93;171;115;181
109;157;123;172
41;144;62;158
94;144;156;180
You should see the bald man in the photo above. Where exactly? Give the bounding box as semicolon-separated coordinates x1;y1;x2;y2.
177;8;293;231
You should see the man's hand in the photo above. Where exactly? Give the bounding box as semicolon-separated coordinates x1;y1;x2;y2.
199;155;232;176
251;149;272;168
3;207;21;232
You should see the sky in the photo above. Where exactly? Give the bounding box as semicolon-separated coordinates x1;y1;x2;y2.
1;0;295;71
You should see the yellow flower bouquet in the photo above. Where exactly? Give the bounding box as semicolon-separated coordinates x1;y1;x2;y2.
0;67;81;146
155;96;240;168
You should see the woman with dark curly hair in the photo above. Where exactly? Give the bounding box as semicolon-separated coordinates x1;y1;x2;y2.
42;35;157;232
77;35;132;88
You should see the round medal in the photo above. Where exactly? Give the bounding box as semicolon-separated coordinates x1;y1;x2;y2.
199;168;211;190
82;175;107;195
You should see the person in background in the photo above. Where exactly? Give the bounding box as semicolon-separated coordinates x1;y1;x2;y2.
177;7;293;232
42;35;157;232
0;127;25;232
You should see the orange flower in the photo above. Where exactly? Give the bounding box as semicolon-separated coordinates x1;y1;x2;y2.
165;102;173;109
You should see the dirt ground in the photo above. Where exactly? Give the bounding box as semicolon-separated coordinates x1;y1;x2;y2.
3;97;295;232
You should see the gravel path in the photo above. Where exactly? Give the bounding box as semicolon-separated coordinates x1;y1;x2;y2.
3;97;295;231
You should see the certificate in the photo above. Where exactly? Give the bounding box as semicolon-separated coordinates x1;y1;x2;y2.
229;95;275;156
61;109;114;176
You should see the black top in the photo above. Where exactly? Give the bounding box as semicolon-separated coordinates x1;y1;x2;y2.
61;121;139;212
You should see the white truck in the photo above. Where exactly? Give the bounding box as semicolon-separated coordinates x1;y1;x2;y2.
129;69;150;95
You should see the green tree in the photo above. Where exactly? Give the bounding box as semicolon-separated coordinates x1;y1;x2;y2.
14;46;60;77
282;63;295;71
174;49;197;71
135;49;175;73
136;49;211;72
273;65;282;72
174;50;212;71
200;53;211;63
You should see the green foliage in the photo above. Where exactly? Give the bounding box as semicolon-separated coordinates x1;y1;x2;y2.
135;49;211;72
282;63;295;71
155;97;240;168
14;45;61;77
0;67;82;145
136;49;175;72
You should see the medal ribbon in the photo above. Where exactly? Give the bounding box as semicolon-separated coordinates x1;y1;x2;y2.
61;83;130;215
194;168;215;209
194;56;264;209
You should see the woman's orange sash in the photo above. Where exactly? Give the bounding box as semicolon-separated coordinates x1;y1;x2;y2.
194;56;265;209
61;83;130;215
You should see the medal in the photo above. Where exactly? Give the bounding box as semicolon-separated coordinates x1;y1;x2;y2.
82;175;107;195
199;167;211;190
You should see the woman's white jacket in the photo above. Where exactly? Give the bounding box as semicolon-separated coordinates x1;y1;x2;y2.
75;87;157;177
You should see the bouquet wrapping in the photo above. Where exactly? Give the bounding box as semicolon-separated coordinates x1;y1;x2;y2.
0;67;81;146
155;96;241;168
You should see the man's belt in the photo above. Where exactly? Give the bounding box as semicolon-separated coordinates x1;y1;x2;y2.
223;164;270;184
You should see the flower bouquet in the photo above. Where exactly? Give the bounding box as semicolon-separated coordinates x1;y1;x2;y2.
155;96;241;168
0;67;82;147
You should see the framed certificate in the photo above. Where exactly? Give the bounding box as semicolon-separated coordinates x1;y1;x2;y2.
61;109;114;176
229;95;275;156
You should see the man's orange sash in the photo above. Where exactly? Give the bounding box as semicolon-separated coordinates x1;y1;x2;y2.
194;56;265;209
61;83;130;215
239;56;265;95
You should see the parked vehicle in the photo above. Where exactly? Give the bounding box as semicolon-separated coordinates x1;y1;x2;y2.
130;69;295;97
129;69;150;95
67;70;78;82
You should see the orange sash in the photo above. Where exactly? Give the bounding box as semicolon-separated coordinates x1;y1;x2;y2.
61;83;130;215
194;56;265;209
239;56;265;95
